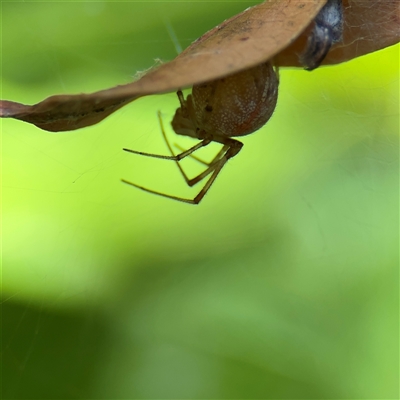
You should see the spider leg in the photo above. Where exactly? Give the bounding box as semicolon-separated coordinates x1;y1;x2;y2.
123;135;211;192
122;138;243;205
177;90;186;109
156;110;198;183
156;110;227;185
173;142;228;166
121;161;221;204
122;138;210;162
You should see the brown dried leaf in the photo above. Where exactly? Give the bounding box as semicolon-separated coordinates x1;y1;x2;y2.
1;0;325;132
1;0;398;132
276;0;400;66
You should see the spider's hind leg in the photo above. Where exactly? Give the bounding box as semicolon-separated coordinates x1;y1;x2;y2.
122;137;243;205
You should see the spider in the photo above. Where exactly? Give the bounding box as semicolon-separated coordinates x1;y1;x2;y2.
122;0;343;204
122;62;278;204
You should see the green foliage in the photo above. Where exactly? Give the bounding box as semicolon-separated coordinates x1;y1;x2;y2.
2;2;398;398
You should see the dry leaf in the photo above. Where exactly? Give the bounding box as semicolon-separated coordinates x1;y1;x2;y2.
1;0;398;132
276;0;400;66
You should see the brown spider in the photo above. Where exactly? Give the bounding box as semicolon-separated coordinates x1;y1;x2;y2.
122;0;343;204
122;62;278;204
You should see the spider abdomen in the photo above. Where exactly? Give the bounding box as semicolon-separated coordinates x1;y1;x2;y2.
191;62;279;137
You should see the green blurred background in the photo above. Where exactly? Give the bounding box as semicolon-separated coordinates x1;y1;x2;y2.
2;1;399;398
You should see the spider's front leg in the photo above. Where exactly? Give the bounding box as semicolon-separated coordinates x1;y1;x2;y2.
121;136;243;205
300;0;343;70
